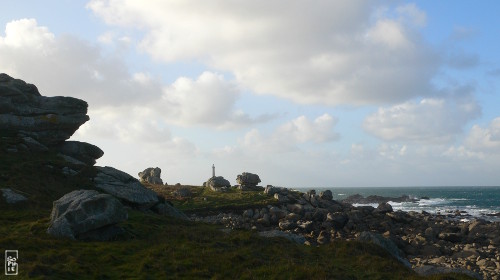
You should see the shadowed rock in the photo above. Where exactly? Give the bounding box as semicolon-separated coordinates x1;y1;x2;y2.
47;190;127;241
56;141;104;166
0;73;89;147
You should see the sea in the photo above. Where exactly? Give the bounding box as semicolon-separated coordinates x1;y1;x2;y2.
295;186;500;222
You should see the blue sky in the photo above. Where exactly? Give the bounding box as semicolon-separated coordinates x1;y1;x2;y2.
1;1;499;187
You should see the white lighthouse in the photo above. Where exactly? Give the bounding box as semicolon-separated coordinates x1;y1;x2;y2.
212;164;215;178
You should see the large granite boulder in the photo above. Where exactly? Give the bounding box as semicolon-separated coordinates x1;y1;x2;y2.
138;167;164;185
56;141;104;166
236;172;262;191
47;190;128;241
94;166;159;210
204;176;231;192
0;73;89;147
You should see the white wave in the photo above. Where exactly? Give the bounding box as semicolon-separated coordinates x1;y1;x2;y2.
417;198;449;206
352;203;379;208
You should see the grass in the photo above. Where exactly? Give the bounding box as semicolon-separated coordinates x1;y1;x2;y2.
149;184;278;215
0;209;474;279
0;136;474;279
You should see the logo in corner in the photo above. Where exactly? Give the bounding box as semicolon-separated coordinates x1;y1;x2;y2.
5;250;18;276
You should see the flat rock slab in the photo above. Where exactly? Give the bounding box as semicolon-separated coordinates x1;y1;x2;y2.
95;166;159;210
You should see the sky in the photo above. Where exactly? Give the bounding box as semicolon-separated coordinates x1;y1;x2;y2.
1;1;500;188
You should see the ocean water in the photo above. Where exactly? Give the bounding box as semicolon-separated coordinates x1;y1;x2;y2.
296;186;500;222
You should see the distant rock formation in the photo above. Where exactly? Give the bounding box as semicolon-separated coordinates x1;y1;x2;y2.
236;172;262;191
47;190;128;241
138;167;164;185
204;176;231;192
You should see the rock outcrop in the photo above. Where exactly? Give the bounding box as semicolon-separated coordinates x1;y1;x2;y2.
95;166;159;210
0;73;103;169
204;176;231;192
47;190;128;241
0;73;89;148
236;172;262;191
138;167;164;185
1;74;188;239
56;141;104;166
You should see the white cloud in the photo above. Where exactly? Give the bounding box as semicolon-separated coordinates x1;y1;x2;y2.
464;117;500;153
363;88;481;144
159;72;271;128
0;19;270;130
88;0;440;105
276;114;339;143
0;18;161;108
0;19;54;49
220;114;340;155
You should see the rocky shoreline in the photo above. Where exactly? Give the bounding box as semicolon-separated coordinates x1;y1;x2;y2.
191;186;500;280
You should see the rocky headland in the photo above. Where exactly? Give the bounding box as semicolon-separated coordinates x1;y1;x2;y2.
2;73;498;279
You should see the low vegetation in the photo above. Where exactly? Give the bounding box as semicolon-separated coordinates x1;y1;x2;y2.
149;183;278;214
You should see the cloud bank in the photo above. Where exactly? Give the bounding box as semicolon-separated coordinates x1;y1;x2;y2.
88;0;440;105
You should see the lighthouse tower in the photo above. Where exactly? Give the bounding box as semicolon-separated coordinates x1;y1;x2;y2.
212;164;215;178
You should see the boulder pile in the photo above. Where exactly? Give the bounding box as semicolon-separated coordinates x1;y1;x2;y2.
191;187;500;279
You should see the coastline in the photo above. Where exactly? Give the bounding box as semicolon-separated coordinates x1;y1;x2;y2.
296;186;500;222
183;186;500;279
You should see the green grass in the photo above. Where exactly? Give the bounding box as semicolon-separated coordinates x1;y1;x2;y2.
0;137;474;279
0;209;474;279
172;186;278;214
